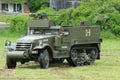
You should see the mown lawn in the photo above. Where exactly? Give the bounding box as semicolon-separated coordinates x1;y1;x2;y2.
101;39;120;55
0;37;120;80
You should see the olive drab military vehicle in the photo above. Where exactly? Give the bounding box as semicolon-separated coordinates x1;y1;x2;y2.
5;13;102;69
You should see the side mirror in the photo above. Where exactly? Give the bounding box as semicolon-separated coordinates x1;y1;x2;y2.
63;32;69;36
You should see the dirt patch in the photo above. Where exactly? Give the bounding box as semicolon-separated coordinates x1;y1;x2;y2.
51;68;67;76
0;68;26;80
50;67;90;79
101;53;120;56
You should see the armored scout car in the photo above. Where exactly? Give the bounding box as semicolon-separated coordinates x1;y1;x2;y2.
5;13;102;69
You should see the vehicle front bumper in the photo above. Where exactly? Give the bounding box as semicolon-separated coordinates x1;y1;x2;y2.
6;51;29;59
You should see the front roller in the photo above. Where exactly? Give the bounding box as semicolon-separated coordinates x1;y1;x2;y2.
38;49;50;69
66;47;83;66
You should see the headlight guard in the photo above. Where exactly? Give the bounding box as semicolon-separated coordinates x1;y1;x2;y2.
5;40;11;46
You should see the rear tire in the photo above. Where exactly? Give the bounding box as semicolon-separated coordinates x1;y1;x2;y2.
6;57;16;69
38;50;49;69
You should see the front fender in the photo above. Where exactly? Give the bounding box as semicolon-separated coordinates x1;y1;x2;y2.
34;44;50;50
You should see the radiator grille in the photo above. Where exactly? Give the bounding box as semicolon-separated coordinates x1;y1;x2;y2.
16;43;31;51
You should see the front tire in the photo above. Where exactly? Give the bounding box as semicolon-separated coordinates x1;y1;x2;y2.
38;49;49;69
6;57;16;69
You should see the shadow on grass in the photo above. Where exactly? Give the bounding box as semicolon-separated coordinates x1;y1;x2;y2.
17;61;72;69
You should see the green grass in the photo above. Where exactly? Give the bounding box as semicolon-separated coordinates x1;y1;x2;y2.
0;13;14;22
101;39;120;55
0;13;29;22
0;37;120;80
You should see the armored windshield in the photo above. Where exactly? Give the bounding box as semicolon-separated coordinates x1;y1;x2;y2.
29;29;43;35
29;29;60;35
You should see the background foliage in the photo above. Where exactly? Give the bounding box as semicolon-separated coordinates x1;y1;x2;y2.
35;0;120;37
9;14;30;34
0;0;120;38
28;0;49;12
3;0;27;4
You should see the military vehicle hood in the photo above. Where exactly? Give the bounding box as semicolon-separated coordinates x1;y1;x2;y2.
17;35;53;43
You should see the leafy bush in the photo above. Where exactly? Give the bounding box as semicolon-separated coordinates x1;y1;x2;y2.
29;0;49;12
9;14;30;34
101;31;117;39
0;13;14;22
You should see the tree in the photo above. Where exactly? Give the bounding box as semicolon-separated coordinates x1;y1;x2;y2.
28;0;49;12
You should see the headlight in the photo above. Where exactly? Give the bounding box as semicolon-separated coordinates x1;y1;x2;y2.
5;40;11;46
39;40;43;46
